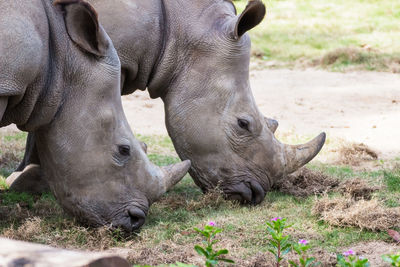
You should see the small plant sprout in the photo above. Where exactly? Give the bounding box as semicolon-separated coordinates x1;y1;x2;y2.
289;239;320;267
382;252;400;267
336;249;370;267
194;221;234;267
266;217;292;267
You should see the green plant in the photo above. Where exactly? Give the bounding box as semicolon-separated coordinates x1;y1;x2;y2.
382;253;400;266
336;250;370;267
134;264;195;267
289;239;320;267
266;217;292;267
194;221;234;267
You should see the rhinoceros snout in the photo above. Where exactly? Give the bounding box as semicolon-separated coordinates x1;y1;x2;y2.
225;180;266;205
128;208;146;231
114;207;146;232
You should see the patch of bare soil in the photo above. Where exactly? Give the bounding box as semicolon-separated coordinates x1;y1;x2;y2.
275;167;340;197
312;196;400;231
336;143;379;166
119;69;400;161
338;178;380;200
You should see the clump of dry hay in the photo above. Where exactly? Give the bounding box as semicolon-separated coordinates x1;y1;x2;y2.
312;196;400;231
187;188;236;211
337;143;378;166
315;47;400;73
338;178;380;200
2;216;118;250
2;217;43;241
0;195;120;250
275;168;340;197
319;48;371;66
157;187;236;212
0;133;25;171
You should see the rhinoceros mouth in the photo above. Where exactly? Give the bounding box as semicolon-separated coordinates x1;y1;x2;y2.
110;207;146;232
223;179;266;205
188;164;269;205
59;196;149;232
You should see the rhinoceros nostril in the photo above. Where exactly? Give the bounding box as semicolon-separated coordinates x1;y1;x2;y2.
225;180;265;205
225;182;252;204
128;208;146;230
248;180;265;205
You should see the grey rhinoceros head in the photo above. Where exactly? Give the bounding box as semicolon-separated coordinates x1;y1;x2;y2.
35;0;190;231
161;0;325;204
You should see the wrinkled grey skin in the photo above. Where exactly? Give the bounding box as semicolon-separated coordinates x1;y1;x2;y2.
0;0;189;232
12;0;324;205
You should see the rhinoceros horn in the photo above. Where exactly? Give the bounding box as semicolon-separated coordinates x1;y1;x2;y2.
160;160;191;193
283;132;326;174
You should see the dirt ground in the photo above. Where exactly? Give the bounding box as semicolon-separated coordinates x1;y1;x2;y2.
123;68;400;160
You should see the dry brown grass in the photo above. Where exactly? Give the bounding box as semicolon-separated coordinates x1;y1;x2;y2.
3;218;118;250
312;196;400;231
336;143;378;166
320;48;372;66
338;178;380;200
0;138;25;174
0;195;121;250
156;187;237;212
275;168;340;197
315;47;400;73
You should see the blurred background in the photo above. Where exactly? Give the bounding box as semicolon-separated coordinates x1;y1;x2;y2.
234;0;400;72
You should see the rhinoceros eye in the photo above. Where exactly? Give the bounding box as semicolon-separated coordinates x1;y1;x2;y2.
118;145;131;157
238;119;250;131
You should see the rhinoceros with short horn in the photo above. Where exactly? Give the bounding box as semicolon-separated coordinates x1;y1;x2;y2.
11;0;324;205
0;0;190;232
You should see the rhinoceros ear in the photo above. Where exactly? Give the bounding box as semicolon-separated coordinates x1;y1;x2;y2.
232;0;266;39
54;0;109;57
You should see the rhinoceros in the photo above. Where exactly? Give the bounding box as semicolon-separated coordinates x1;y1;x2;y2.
0;0;190;232
10;0;325;205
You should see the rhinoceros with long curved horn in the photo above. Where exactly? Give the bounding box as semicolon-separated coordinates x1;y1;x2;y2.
0;0;190;232
9;0;324;205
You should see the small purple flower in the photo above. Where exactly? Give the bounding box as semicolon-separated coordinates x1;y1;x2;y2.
271;217;283;221
343;249;355;257
298;239;308;245
208;221;216;226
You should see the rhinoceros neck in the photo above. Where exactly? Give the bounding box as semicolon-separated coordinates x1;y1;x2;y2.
147;0;229;99
143;0;178;99
0;0;67;132
88;0;170;98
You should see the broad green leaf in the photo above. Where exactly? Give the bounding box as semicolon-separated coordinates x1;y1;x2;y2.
215;249;228;256
194;245;208;257
218;258;235;263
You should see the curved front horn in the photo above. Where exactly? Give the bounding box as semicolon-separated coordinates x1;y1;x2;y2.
283;132;326;174
160;160;191;193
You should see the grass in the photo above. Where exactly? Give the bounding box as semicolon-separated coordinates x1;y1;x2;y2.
0;130;399;266
232;0;400;72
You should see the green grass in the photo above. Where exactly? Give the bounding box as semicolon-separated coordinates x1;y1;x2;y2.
232;0;400;72
385;170;400;192
0;130;399;265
